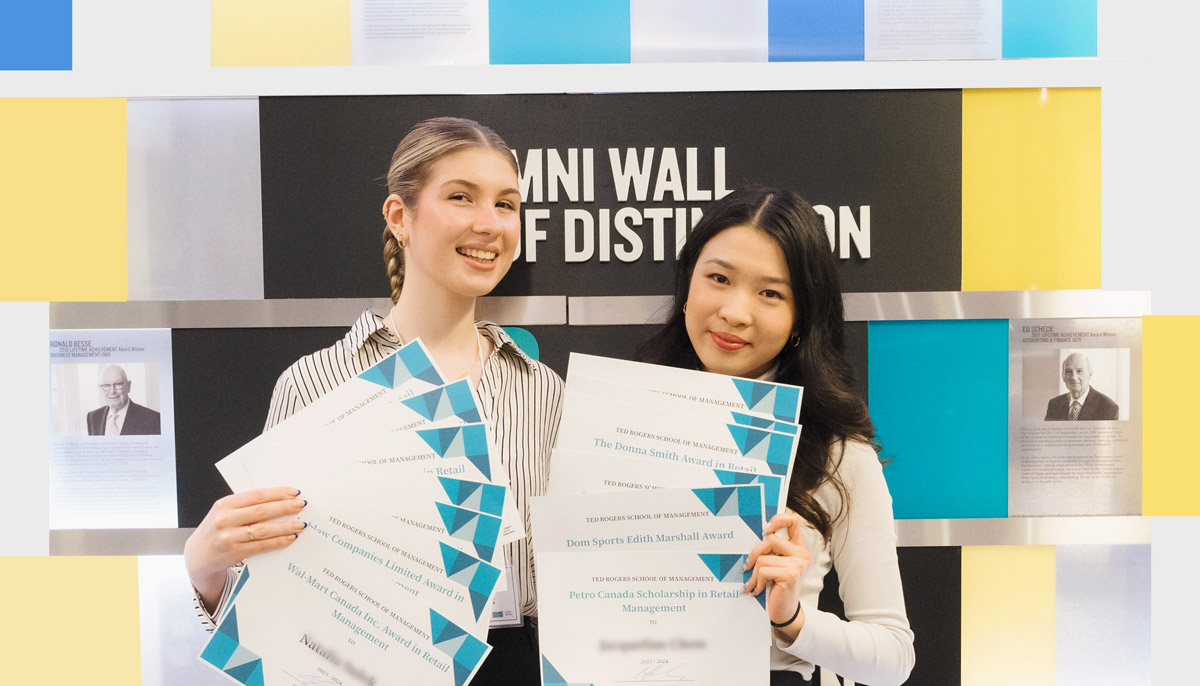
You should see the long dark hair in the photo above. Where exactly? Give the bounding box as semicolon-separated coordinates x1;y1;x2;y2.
636;186;877;542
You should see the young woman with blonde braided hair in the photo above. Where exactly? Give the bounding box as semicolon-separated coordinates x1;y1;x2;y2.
184;117;563;685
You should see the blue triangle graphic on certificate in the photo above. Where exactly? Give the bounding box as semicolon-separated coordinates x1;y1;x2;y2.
224;658;264;686
440;542;473;577
358;354;396;388
216;604;241;642
224;644;259;670
444;379;483;422
200;625;238;667
698;553;747;583
541;655;593;686
732;377;773;409
398;344;445;386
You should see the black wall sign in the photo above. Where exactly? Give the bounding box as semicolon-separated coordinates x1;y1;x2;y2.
259;91;962;300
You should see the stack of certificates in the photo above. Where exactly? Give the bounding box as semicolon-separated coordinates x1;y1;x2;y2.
532;354;805;685
200;339;522;686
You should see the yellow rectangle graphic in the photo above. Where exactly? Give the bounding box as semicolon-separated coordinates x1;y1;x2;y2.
0;556;141;683
0;98;127;302
962;545;1055;685
211;0;351;67
962;88;1101;291
1143;316;1200;515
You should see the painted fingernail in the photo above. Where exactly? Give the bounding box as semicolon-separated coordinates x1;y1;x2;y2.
302;521;308;528
292;533;299;540
290;488;301;496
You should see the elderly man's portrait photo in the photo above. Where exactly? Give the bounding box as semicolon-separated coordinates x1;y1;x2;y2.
1042;350;1125;422
50;362;164;437
85;364;162;436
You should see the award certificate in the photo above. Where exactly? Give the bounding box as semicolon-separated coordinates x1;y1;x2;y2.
263;338;447;442
531;485;764;554
547;448;786;521
568;353;803;423
201;543;492;686
557;393;798;480
536;550;770;686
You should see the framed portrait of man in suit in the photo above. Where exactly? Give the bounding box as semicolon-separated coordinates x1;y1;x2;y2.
1009;316;1143;517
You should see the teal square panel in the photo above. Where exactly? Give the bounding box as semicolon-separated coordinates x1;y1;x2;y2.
869;319;1008;519
490;0;630;64
1003;0;1097;58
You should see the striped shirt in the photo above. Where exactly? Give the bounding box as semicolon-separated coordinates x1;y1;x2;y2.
196;309;563;628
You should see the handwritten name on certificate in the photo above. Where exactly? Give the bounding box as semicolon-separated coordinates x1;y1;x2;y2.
568;353;803;423
536;550;769;686
531;485;764;553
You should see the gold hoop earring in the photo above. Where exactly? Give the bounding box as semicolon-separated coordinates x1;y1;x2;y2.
789;334;800;348
397;237;408;249
682;303;688;313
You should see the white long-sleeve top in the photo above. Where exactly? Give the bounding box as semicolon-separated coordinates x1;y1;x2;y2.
771;439;915;685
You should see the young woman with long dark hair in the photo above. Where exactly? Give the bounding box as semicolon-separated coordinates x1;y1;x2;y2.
638;186;914;686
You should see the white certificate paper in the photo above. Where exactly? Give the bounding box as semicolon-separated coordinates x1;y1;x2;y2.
568;353;803;423
557;393;798;480
547;448;786;521
531;485;764;554
201;548;491;686
537;551;769;686
261;338;446;443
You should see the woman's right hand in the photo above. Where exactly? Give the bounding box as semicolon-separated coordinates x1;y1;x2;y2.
184;487;308;611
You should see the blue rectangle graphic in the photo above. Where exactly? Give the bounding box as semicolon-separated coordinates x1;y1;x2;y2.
1003;0;1097;58
769;0;864;62
868;319;1009;519
490;0;631;64
0;1;72;70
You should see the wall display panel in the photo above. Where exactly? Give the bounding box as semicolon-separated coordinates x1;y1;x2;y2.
351;0;489;65
1008;317;1142;516
126;98;265;301
1002;0;1098;59
258;91;961;300
139;555;228;686
210;0;352;67
630;0;768;63
768;0;865;62
1142;315;1200;515
49;328;178;529
865;0;1001;61
172;326;349;527
0;302;50;555
0;2;72;70
0;556;141;684
869;319;1009;519
489;0;631;64
0;98;127;302
961;545;1055;685
1151;517;1200;683
962;88;1101;291
1055;544;1150;685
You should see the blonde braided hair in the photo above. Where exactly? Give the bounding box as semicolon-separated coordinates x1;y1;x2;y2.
382;117;519;303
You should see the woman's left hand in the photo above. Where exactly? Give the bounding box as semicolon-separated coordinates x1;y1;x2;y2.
745;511;813;638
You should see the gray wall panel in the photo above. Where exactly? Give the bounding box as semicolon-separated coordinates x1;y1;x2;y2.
127;98;264;301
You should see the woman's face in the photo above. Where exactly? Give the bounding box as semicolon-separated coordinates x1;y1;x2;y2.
684;225;796;379
392;147;521;299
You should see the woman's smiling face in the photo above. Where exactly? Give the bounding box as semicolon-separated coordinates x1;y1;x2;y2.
396;146;522;299
684;224;796;379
